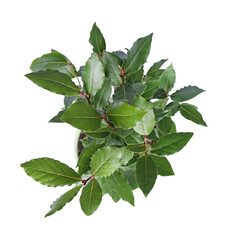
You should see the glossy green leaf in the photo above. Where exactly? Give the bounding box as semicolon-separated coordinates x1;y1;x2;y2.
133;95;155;135
107;102;147;129
101;51;122;86
119;166;138;190
94;79;112;108
157;117;173;136
113;83;136;104
165;102;180;117
120;147;134;165
151;132;193;156
30;52;76;78
151;155;174;176
45;185;82;217
49;108;66;123
126;68;143;84
180;103;207;126
105;138;122;147
25;70;80;96
153;98;169;109
89;23;106;54
80;179;102;216
109;171;134;206
64;96;76;108
171;86;205;102
84;128;110;139
112;50;127;60
126;143;146;153
153;108;169;122
124;131;144;145
61;102;102;131
147;59;168;77
21;158;81;187
133;83;146;95
136;155;157;197
82;53;105;96
153;89;168;99
78;143;104;175
141;80;159;99
90;146;122;177
159;64;176;92
123;34;153;73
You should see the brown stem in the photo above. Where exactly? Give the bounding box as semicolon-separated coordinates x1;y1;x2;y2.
81;175;94;186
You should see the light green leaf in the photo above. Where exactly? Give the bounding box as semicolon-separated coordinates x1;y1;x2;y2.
101;51;122;86
113;83;136;105
89;23;106;54
123;34;153;74
159;64;176;92
151;132;193;156
61;102;102;131
90;146;122;177
120;147;134;165
180;103;207;126
80;179;102;216
25;70;80;96
94;79;112;108
106;102;147;129
45;185;82;217
136;155;157;197
151;155;174;176
119;167;138;190
21;158;81;187
124;131;144;144
82;53;105;96
171;86;205;102
30;52;76;78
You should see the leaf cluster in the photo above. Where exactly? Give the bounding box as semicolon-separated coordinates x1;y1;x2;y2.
21;23;206;217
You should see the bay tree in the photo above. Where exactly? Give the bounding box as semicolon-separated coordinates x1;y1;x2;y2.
21;23;207;217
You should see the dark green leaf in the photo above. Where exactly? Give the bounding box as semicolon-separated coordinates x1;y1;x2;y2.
94;79;112;108
153;98;169;109
141;80;159;99
80;179;102;216
133;83;147;95
105;138;122;147
171;86;205;102
180;103;207;126
123;34;153;73
61;102;102;131
124;131;144;144
165;102;180;116
151;132;193;156
159;64;176;92
153;89;168;99
101;51;122;86
64;96;76;108
113;83;136;104
151;155;174;176
120;147;134;165
25;70;80;96
82;53;105;96
147;59;168;77
90;146;122;177
84;128;110;139
157;117;173;136
107;102;147;129
136;155;157;197
119;167;138;190
112;50;127;60
125;68;143;84
45;185;82;217
30;52;76;78
21;158;81;187
89;23;106;54
153;108;169;122
126;143;145;153
49;108;66;123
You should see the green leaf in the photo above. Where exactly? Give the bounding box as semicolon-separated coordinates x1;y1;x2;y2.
141;80;159;99
159;64;176;92
106;102;147;129
45;185;82;217
113;83;136;105
126;143;146;153
151;155;174;176
21;158;81;187
147;59;168;77
49;108;66;123
133;83;146;95
94;79;112;108
151;132;194;156
78;143;104;175
153;89;168;99
89;23;106;54
80;178;102;216
101;51;122;86
90;146;122;177
84;128;110;139
136;155;157;197
109;171;135;206
64;96;76;108
165;102;180;117
124;131;143;144
171;86;205;102
105;138;122;147
120;147;134;165
82;53;105;96
119;167;138;190
61;102;102;131
153;108;169;122
123;34;153;74
180;103;207;127
126;68;143;84
153;98;169;109
157;117;173;136
133;95;155;135
30;52;76;78
25;70;80;96
112;50;127;60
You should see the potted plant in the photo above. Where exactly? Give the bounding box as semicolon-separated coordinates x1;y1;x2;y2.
21;23;207;217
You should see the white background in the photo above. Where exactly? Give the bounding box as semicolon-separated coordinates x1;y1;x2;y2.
1;0;224;239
